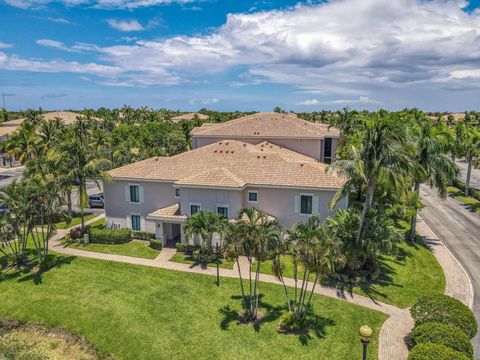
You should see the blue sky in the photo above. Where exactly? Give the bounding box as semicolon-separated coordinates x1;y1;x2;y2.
1;0;480;111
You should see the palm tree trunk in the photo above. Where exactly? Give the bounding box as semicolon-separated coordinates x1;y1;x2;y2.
356;178;376;244
236;257;247;311
67;188;72;217
301;272;321;323
409;182;420;242
466;156;473;196
296;268;308;314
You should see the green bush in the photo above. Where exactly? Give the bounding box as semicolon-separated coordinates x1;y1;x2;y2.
453;179;480;201
407;323;473;359
410;294;477;339
408;343;470;360
133;231;156;241
176;243;188;252
149;240;162;250
88;228;132;244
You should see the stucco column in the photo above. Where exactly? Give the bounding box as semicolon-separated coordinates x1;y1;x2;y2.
156;221;165;245
180;224;187;244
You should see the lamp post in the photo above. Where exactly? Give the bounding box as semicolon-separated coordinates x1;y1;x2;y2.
359;325;372;360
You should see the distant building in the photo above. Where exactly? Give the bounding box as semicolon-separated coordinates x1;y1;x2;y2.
190;112;339;163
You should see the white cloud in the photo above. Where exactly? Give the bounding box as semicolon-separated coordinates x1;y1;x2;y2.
47;17;71;24
4;0;199;9
297;99;319;106
0;42;13;49
0;51;122;77
107;19;144;32
450;69;480;80
36;39;77;52
202;97;219;104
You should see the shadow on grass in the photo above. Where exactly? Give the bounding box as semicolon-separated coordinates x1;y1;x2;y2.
329;242;426;303
0;253;76;285
448;191;480;213
219;294;335;345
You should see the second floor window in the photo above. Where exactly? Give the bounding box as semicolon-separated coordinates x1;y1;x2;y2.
175;188;181;197
217;206;229;218
248;191;258;202
324;138;332;164
300;195;313;215
190;204;201;215
130;185;140;203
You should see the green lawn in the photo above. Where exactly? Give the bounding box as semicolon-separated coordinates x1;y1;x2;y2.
53;213;98;229
0;254;386;360
87;217;105;229
257;241;445;309
170;251;235;269
447;186;480;213
62;240;160;259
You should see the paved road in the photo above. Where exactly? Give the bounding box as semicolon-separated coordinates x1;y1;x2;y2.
456;159;480;190
70;180;104;214
420;185;480;358
0;166;24;189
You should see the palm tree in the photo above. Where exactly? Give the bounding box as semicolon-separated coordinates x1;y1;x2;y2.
328;113;417;243
236;208;279;320
455;121;480;196
272;216;343;327
408;121;457;241
183;210;226;248
59;138;110;231
6;122;38;164
38;118;64;155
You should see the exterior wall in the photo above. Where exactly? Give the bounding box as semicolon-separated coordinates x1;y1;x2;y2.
104;179;176;233
178;187;243;219
242;186;347;228
193;135;337;162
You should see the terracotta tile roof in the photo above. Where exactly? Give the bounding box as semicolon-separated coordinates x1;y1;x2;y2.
0;126;19;139
148;203;186;220
190;112;339;138
170;113;208;123
1;111;100;128
109;140;344;190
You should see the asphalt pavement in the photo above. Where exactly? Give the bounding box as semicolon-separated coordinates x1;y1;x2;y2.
0;166;25;189
420;185;480;358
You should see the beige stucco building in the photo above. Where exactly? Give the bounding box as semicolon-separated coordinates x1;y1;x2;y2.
105;115;346;245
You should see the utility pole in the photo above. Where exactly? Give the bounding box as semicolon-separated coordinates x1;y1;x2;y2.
2;93;6;110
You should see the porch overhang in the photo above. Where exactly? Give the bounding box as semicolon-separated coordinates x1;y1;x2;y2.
146;203;187;224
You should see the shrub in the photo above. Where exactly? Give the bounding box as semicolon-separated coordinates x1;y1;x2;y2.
176;243;188;252
410;294;477;339
149;240;162;250
407;322;473;359
408;343;470;360
88;228;132;244
133;231;155;241
453;179;480;201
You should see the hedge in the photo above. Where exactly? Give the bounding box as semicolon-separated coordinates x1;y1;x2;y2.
407;322;473;359
408;343;470;360
133;231;156;241
453;179;480;201
88;228;132;244
149;239;162;250
410;294;477;339
176;243;199;254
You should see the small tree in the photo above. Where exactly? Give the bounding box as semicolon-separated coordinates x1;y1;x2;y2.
272;216;344;329
224;208;280;321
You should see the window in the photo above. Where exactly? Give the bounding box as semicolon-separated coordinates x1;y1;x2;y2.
190;204;201;215
248;191;258;202
217;206;229;218
131;215;141;231
130;185;140;203
324;138;332;164
175;188;181;198
300;195;313;215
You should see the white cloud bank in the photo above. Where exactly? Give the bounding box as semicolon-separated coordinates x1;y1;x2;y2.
2;0;480;104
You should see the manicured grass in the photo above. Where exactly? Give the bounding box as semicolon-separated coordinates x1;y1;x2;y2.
257;241;445;309
87;218;105;230
0;254;386;360
62;240;160;259
54;213;98;229
170;251;235;269
447;186;480;213
351;241;445;308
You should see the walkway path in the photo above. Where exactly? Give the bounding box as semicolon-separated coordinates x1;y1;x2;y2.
49;213;473;360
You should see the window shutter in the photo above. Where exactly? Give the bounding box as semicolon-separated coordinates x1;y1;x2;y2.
140;216;145;231
139;187;144;203
313;196;319;214
125;186;129;202
294;195;300;214
126;215;131;229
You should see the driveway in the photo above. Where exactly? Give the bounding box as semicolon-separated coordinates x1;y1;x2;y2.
419;185;480;358
0;166;24;189
456;159;480;190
